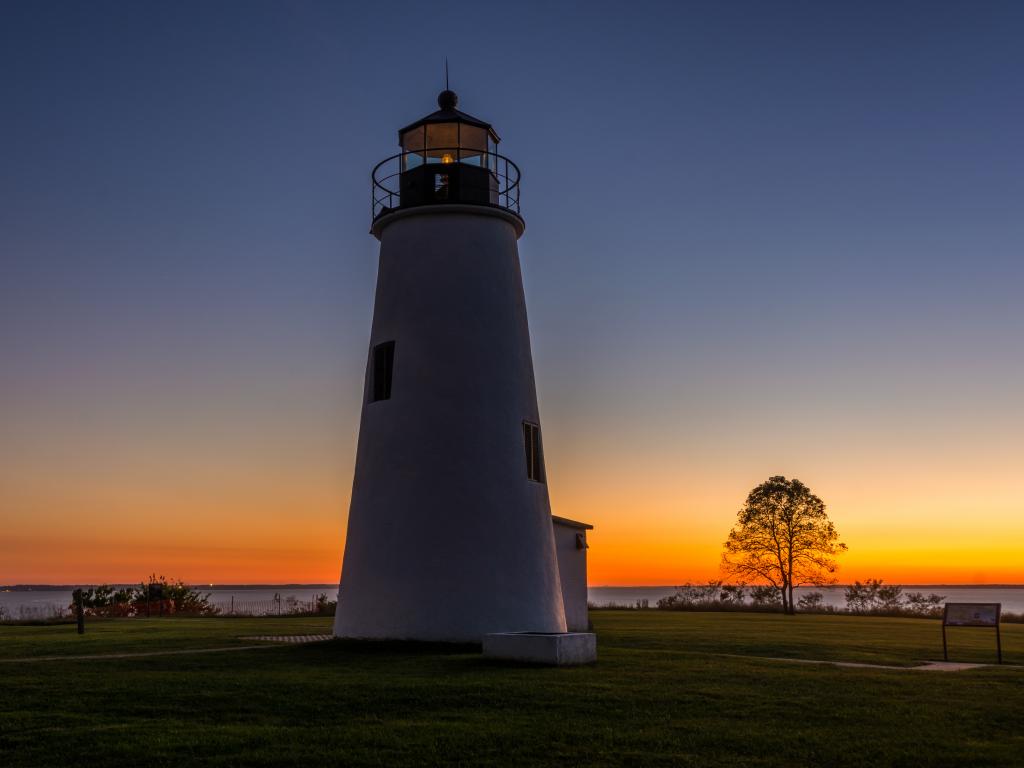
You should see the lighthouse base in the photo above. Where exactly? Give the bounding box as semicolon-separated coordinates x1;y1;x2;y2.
482;632;597;666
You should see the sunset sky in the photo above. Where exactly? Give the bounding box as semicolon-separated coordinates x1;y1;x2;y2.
2;2;1022;586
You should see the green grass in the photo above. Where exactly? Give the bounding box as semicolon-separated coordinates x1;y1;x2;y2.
1;612;1021;767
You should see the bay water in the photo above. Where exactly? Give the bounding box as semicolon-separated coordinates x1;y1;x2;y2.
3;584;1024;617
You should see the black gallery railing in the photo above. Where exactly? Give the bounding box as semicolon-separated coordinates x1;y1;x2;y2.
371;149;521;220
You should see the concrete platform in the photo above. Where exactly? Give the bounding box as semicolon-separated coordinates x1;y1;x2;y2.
482;632;597;665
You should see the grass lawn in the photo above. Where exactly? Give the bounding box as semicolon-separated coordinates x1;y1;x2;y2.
1;611;1021;767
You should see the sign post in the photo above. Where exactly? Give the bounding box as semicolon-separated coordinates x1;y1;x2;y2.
942;603;1001;664
73;588;85;635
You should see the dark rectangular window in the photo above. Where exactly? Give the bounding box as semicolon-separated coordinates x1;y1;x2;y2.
434;173;449;200
370;341;395;402
523;421;545;483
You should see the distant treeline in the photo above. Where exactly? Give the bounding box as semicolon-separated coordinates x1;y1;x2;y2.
0;576;338;623
591;579;1024;622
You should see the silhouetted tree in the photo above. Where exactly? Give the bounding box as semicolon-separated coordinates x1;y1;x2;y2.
721;476;847;614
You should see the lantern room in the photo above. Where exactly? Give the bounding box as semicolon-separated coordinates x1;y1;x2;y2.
399;89;499;170
372;90;521;220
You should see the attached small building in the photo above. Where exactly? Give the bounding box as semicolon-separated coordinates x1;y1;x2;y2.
551;516;593;632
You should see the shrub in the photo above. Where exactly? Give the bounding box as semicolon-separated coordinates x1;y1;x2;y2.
67;576;219;617
720;584;747;605
749;585;782;607
657;582;780;612
876;583;905;611
904;592;945;617
844;579;883;613
844;579;946;617
314;593;337;614
797;591;825;611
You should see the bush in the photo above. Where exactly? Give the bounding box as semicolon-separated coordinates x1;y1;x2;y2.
589;601;648;610
68;576;219;617
749;585;782;607
313;593;337;615
797;591;825;611
657;582;780;612
904;592;945;618
844;579;945;617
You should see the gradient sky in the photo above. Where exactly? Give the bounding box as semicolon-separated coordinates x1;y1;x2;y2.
2;1;1022;585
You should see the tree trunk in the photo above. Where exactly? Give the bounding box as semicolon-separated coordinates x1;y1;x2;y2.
786;551;795;615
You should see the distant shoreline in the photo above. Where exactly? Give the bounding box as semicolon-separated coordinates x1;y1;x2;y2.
0;584;338;591
4;583;1024;591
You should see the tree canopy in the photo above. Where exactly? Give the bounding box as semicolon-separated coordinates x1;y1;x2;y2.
721;475;846;614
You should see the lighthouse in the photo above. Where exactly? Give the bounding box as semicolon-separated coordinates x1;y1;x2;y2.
333;89;570;643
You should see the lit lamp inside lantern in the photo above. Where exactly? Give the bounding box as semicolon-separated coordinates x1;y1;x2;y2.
396;89;501;206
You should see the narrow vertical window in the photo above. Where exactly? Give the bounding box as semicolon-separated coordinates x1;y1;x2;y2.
523;421;545;483
369;341;395;402
434;173;449;200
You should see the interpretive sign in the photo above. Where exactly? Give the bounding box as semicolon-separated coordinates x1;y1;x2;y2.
942;603;1001;663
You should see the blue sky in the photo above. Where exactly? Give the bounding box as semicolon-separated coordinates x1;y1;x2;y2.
2;1;1022;583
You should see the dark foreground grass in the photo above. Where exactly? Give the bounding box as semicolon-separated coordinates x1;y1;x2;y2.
1;612;1021;767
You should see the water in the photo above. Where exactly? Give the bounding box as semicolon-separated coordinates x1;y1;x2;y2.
587;585;1024;613
0;586;339;619
3;585;1024;617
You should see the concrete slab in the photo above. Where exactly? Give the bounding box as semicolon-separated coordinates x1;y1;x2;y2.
240;634;334;644
483;632;597;665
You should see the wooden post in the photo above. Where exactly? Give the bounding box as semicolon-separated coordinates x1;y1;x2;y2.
941;604;948;661
73;589;85;635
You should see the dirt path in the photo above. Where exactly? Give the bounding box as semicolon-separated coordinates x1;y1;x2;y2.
0;634;333;663
2;636;1008;670
763;656;994;672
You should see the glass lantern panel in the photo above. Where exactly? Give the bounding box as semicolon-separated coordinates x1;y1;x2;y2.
425;122;458;150
425;147;459;164
401;127;425;171
460;125;487;151
401;126;425;151
459;124;488;167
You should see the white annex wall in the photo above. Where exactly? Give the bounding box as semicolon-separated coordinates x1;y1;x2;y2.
553;518;590;632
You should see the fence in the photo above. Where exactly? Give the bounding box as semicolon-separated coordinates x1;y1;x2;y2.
0;594;336;623
214;596;330;617
0;603;72;622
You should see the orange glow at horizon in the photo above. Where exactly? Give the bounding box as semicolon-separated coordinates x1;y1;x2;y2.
2;371;1022;586
4;438;1023;586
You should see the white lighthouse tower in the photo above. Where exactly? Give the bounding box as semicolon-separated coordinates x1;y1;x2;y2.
334;89;568;643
